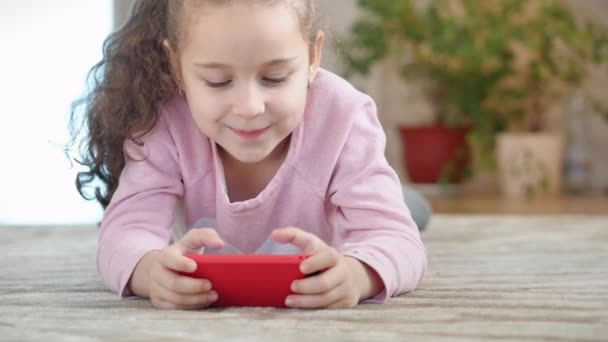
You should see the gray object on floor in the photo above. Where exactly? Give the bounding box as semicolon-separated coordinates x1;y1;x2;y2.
403;186;432;231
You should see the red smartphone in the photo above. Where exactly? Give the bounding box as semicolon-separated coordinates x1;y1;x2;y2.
183;254;311;308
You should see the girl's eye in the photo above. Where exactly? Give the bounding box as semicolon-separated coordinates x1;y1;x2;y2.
263;76;289;85
205;80;232;88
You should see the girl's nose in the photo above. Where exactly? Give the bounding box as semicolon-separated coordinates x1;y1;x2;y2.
232;83;265;118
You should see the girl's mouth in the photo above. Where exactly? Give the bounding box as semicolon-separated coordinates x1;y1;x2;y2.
230;126;270;139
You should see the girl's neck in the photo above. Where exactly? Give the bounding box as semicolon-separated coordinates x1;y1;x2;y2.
218;135;291;203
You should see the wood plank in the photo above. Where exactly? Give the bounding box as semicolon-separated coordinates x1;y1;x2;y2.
1;215;607;341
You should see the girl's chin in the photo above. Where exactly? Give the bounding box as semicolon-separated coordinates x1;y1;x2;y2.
220;145;275;164
232;153;269;164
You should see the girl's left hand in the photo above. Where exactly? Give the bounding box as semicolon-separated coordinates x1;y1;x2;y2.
271;227;381;309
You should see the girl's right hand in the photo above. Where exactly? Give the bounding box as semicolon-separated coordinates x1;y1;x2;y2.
129;228;225;310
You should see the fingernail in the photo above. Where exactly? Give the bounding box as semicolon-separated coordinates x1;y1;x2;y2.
208;292;218;302
291;282;298;292
285;297;295;307
189;261;197;271
202;280;211;291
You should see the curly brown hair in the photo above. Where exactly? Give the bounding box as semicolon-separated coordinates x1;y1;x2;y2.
68;0;319;209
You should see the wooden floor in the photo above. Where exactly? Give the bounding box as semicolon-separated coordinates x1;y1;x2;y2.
427;193;608;215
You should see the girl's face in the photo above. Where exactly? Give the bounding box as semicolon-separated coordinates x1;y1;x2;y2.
169;2;323;164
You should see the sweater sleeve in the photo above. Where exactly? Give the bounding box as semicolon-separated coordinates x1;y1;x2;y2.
328;99;427;302
97;115;184;297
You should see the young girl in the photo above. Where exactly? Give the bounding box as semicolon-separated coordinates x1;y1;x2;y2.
70;0;427;310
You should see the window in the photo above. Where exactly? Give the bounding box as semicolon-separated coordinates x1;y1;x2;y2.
0;1;113;224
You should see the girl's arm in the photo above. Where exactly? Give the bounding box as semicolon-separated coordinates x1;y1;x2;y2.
97;115;184;297
327;99;428;302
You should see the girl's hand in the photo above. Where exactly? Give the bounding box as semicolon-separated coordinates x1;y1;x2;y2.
271;227;383;309
129;228;224;310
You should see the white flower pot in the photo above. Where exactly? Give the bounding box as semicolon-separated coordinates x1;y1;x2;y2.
497;133;564;197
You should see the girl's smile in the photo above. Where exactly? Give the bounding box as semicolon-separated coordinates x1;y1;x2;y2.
229;125;271;140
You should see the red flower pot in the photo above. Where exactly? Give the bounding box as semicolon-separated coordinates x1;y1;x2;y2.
399;125;471;183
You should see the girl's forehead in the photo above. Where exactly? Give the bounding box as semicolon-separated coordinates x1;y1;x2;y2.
180;2;309;63
182;1;302;38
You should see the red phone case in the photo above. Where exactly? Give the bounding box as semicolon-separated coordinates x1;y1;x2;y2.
183;254;310;308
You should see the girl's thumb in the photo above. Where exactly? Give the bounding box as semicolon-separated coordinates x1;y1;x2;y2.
175;228;225;254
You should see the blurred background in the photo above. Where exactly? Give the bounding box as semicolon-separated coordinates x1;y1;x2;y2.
320;0;608;214
1;0;606;225
0;1;112;225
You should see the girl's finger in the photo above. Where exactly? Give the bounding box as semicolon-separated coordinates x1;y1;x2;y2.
151;263;211;294
152;281;218;309
162;273;212;295
271;227;326;255
175;228;225;254
292;256;344;295
151;292;217;310
298;248;340;275
285;284;344;309
158;247;198;273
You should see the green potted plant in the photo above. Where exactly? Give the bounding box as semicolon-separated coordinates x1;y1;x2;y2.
340;0;608;193
481;2;608;196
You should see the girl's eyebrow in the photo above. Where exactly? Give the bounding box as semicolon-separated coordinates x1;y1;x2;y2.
194;57;299;69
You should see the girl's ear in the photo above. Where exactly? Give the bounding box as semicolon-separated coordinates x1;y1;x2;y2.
308;31;325;84
163;39;184;91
